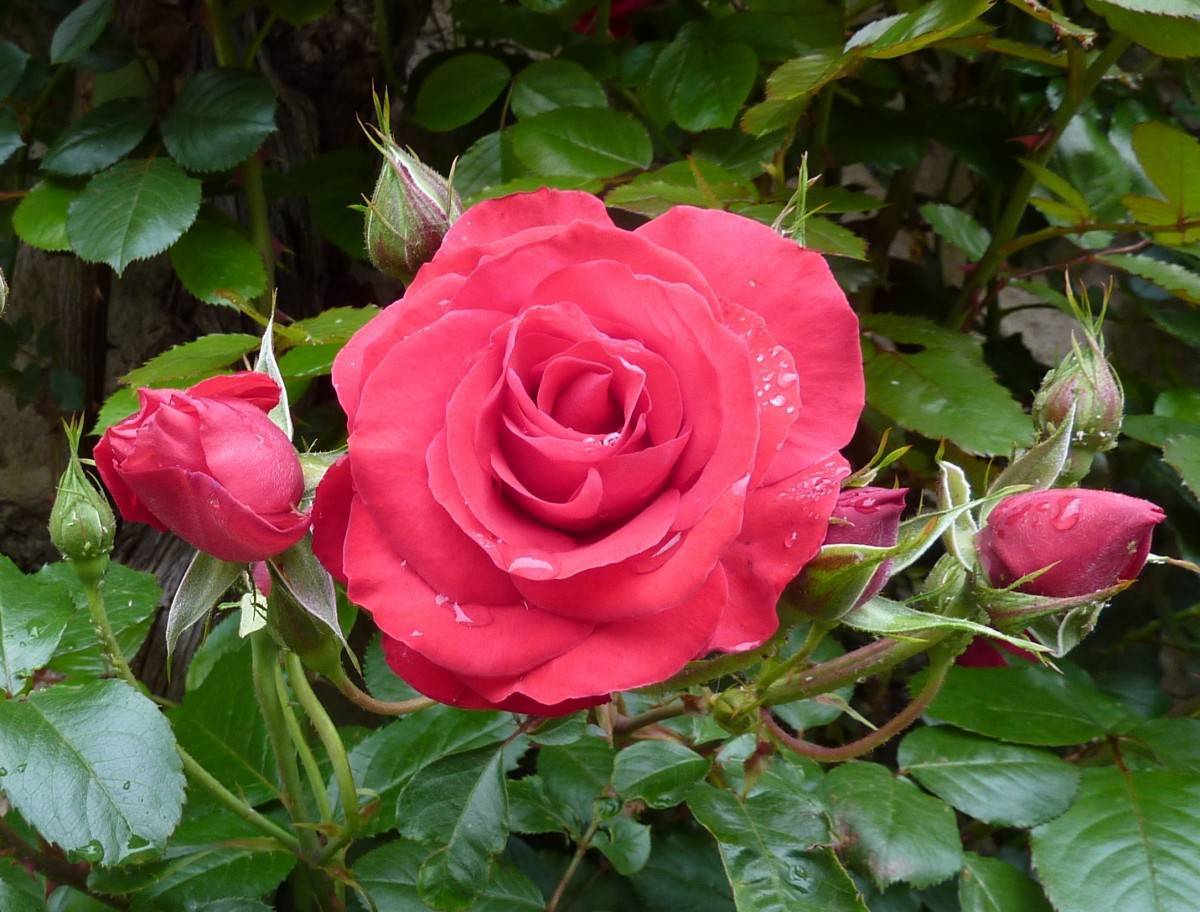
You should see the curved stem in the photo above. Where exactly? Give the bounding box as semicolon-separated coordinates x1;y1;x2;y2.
1002;218;1200;259
251;635;310;835
178;746;302;853
84;580;139;687
951;35;1132;327
546;819;599;912
274;662;334;825
762;655;952;762
288;654;360;834
614;698;686;735
329;667;434;716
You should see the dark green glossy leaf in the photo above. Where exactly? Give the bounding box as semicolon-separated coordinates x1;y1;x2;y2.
413;53;511;132
647;38;758;131
169;211;267;306
1087;0;1200;57
162;69;277;172
1125;718;1200;772
0;109;22;166
0;857;43;912
0;555;75;695
67;158;201;274
958;853;1051;912
42;99;154;175
537;733;615;832
512;59;607;119
846;0;993;59
510;108;652;179
0;41;30;97
50;0;114;64
612;740;709;809
628;829;736;912
922;665;1132;745
821;762;963;890
920;202;991;260
0;679;184;865
595;816;652;875
1032;768;1200;912
122;333;259;386
898;726;1079;826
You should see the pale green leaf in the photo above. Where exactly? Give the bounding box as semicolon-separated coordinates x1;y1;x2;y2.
169;211;267;306
122;333;259;386
0;555;75;695
13;180;80;252
846;0;994;59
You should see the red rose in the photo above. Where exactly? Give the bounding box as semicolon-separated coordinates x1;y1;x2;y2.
312;190;863;712
978;489;1164;597
95;372;309;562
821;485;907;603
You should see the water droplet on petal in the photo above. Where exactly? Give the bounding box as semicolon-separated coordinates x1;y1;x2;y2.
769;395;787;407
1053;496;1082;531
507;555;558;579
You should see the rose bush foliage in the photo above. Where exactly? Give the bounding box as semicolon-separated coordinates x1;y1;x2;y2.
312;189;864;711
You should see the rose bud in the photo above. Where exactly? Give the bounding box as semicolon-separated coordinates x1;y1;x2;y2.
95;372;309;563
1033;330;1123;455
49;422;116;584
364;133;461;283
978;489;1164;598
822;486;907;603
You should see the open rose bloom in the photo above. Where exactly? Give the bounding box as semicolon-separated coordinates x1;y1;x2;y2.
313;190;864;713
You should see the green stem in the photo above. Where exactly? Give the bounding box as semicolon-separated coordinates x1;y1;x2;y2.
288;654;361;835
178;746;302;853
756;621;830;693
251;635;310;835
547;819;600;912
83;575;301;855
206;0;238;66
328;667;435;716
951;35;1132;327
614;698;686;735
1002;217;1200;259
373;0;402;94
274;663;334;825
244;11;277;65
762;653;952;762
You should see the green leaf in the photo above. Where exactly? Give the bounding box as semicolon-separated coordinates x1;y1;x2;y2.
413;53;511;132
169;211;267;306
277;342;338;379
362;633;421;703
122;333;260;386
845;0;994;59
763;49;846;102
605;160;756;217
91;387;140;435
802;217;868;260
958;853;1051;912
688;782;867;911
921;202;991;260
538;733;615;832
1101;253;1200;304
0;41;30;97
862;314;1033;455
1125;718;1200;772
67;158;202;274
923;665;1132;745
165;552;241;662
595;817;652;876
170;642;278;807
350;707;516;836
1086;0;1200;57
510;108;652;179
512;59;608;119
821;762;963;890
628;829;736;912
1130;121;1200;217
395;748;509;911
51;0;114;64
507;775;571;834
612;740;709;809
1163;433;1200;497
1032;768;1200;912
898;727;1079;826
0;858;43;912
353;839;543;911
290;305;380;344
39;562;160;679
13;180;81;252
0;555;75;695
647;38;758;131
161;69;277;172
42;99;154;176
0;109;22;166
1021;159;1092;218
0;679;184;865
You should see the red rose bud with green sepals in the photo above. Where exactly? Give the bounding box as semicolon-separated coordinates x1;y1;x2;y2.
978;489;1164;598
1033;330;1123;455
822;486;908;603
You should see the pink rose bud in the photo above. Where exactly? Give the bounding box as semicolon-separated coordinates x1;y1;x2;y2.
95;372;309;563
978;489;1164;598
823;486;907;603
1032;330;1123;453
955;638;1038;668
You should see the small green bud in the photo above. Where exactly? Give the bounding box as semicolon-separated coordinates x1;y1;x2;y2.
49;421;115;584
711;688;760;736
1033;331;1123;453
363;116;461;283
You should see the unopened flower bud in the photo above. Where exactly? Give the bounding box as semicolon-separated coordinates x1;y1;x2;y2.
978;489;1163;598
364;137;461;283
1033;330;1123;455
822;486;908;603
49;423;116;585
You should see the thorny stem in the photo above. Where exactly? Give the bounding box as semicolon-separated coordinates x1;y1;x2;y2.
328;667;435;716
546;819;600;912
762;654;952;762
951;35;1132;327
288;654;361;835
614;698;687;735
252;634;313;851
274;662;334;826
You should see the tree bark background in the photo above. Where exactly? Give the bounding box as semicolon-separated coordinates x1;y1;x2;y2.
1;0;440;697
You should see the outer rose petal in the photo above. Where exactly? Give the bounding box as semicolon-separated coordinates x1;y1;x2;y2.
186;371;282;411
94;433;164;530
382;638;605;715
435;188;612;260
712;454;850;651
311;455;354;585
350;308;519;604
636;207;864;477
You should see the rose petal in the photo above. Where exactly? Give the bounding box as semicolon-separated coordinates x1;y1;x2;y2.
194;398;303;515
311;455;354;584
187;371;282;411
